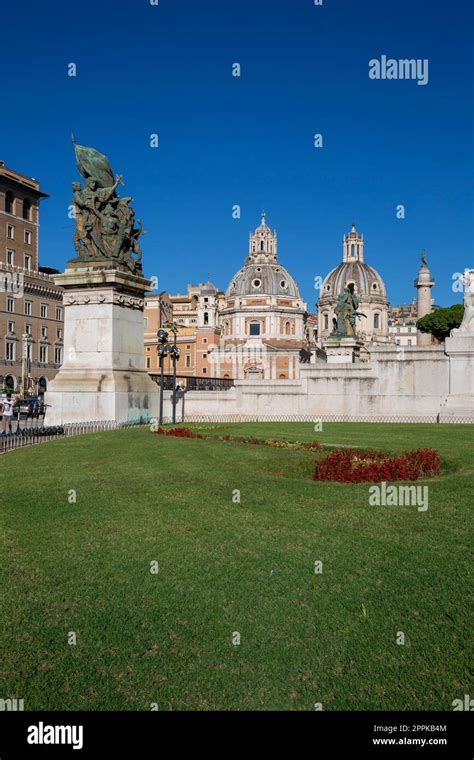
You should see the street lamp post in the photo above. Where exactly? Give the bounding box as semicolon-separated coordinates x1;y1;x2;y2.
170;344;180;423
157;329;169;426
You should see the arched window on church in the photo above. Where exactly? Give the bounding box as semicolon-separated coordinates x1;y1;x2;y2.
324;314;329;331
374;313;380;330
260;240;264;251
204;312;209;325
284;321;291;335
351;244;355;257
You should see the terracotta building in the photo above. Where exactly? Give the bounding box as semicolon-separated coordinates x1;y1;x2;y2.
144;285;224;377
0;161;63;395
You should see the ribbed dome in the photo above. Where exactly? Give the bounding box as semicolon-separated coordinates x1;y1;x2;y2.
321;261;386;299
226;262;301;298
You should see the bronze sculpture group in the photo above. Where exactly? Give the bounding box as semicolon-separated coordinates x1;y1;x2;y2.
70;137;144;275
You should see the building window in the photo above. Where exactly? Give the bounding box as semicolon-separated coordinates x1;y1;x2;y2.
7;321;14;333
6;249;14;265
252;279;261;289
24;255;31;270
408;339;412;346
41;326;47;338
323;313;329;330
6;341;15;361
7;297;14;313
249;322;260;336
7;224;14;239
203;337;208;344
25;301;32;316
185;354;191;368
25;324;32;335
202;367;207;374
284;321;291;335
56;328;62;340
40;303;48;318
56;307;63;321
24;230;32;245
146;356;151;369
351;244;355;257
5;193;14;214
39;345;48;363
203;312;209;325
55;346;63;364
374;313;380;329
22;200;31;220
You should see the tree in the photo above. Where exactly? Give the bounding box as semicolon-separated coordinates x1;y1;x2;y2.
416;304;464;342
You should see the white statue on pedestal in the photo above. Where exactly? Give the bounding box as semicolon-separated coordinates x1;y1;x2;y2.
454;269;474;334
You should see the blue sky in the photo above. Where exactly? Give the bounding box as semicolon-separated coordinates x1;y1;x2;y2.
1;0;472;308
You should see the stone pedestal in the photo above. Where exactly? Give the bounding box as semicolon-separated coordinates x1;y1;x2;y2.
45;264;160;424
324;336;364;364
439;331;474;419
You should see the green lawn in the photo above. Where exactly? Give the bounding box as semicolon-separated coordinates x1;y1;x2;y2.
0;422;472;711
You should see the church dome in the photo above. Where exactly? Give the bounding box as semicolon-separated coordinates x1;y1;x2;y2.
321;260;386;298
320;223;386;299
225;211;301;298
226;262;300;297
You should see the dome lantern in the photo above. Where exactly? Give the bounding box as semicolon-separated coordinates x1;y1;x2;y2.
343;222;364;263
248;210;278;263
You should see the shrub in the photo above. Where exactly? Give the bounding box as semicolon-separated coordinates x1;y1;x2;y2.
313;448;440;483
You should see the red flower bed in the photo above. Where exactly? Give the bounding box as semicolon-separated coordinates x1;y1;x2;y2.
155;427;203;439
313;448;440;483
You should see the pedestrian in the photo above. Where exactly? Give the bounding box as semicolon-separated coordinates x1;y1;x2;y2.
2;393;14;435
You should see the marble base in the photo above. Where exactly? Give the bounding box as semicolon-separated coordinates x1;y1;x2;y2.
324;336;364;364
439;331;474;419
45;265;160;424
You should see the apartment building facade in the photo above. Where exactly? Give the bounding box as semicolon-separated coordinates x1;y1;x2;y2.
0;161;63;395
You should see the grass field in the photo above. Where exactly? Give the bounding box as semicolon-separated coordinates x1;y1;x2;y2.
0;422;472;711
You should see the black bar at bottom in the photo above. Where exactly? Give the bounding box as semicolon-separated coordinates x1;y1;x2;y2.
0;711;471;758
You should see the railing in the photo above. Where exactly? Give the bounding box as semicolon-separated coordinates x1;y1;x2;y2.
0;417;162;455
167;413;474;424
149;374;235;391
